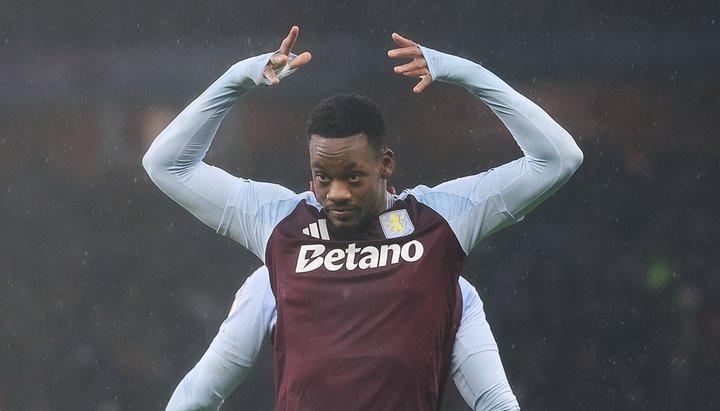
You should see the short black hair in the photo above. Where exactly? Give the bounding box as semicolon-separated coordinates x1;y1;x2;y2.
306;94;387;151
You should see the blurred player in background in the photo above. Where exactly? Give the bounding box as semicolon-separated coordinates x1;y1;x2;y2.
166;266;519;411
143;26;582;410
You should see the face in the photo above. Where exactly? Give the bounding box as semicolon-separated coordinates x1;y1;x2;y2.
309;134;394;236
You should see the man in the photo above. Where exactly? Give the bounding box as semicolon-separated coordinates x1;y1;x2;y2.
143;26;582;410
166;266;519;411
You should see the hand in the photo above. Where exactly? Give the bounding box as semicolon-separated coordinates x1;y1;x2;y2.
264;26;312;86
387;33;433;93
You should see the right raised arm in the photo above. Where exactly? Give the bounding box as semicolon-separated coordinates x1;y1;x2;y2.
141;51;274;226
142;27;311;258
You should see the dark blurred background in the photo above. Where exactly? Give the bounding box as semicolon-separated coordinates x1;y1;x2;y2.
1;1;718;410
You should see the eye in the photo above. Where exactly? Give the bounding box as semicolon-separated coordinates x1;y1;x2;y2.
316;173;331;184
348;173;362;183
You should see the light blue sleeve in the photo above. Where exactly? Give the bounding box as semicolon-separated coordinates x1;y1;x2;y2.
216;182;308;261
165;349;248;411
406;172;519;255
453;277;500;369
209;266;277;367
142;51;306;261
409;46;584;254
453;277;520;411
166;266;278;411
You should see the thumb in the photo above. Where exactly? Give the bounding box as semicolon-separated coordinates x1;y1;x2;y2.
270;53;289;68
288;52;312;69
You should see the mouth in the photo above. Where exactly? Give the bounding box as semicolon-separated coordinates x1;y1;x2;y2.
327;208;357;221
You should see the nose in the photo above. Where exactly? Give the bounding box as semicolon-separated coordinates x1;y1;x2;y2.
327;181;351;204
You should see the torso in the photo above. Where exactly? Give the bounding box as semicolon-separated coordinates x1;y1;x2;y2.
266;194;464;411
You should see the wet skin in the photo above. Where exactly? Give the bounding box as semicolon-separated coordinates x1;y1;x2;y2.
309;134;394;237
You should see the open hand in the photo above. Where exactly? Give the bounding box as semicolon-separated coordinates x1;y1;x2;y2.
264;26;312;85
387;33;433;93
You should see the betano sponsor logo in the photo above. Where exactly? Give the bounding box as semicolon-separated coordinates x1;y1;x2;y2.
295;240;424;273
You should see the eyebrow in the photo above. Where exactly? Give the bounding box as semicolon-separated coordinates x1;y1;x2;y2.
311;161;360;170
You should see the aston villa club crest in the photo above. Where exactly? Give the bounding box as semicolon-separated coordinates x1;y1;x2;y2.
379;209;415;239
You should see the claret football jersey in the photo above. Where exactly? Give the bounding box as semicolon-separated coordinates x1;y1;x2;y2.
268;195;463;410
216;175;521;410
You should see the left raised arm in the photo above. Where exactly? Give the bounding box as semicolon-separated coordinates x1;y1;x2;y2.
389;33;583;252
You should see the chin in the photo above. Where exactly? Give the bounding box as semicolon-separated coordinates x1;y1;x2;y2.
328;218;359;235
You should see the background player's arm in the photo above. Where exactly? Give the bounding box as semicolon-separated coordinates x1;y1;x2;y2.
453;278;520;411
166;267;277;411
389;34;583;252
166;350;249;411
142;27;310;258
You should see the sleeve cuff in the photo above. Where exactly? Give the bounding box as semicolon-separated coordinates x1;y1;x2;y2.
418;45;482;87
418;45;444;82
231;51;301;87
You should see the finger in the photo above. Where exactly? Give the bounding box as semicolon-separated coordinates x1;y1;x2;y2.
288;51;312;69
270;53;289;68
402;68;428;78
264;67;280;85
392;32;416;47
279;25;299;56
413;75;433;93
394;59;426;74
387;46;422;59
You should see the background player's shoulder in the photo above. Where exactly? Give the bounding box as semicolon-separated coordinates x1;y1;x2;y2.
243;266;271;291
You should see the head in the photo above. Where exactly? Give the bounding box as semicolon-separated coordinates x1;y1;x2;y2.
306;94;394;236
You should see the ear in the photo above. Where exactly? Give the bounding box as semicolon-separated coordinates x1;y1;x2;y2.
309;180;316;195
379;148;395;180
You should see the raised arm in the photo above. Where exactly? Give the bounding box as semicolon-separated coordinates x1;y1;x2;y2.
142;27;311;257
389;33;583;252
